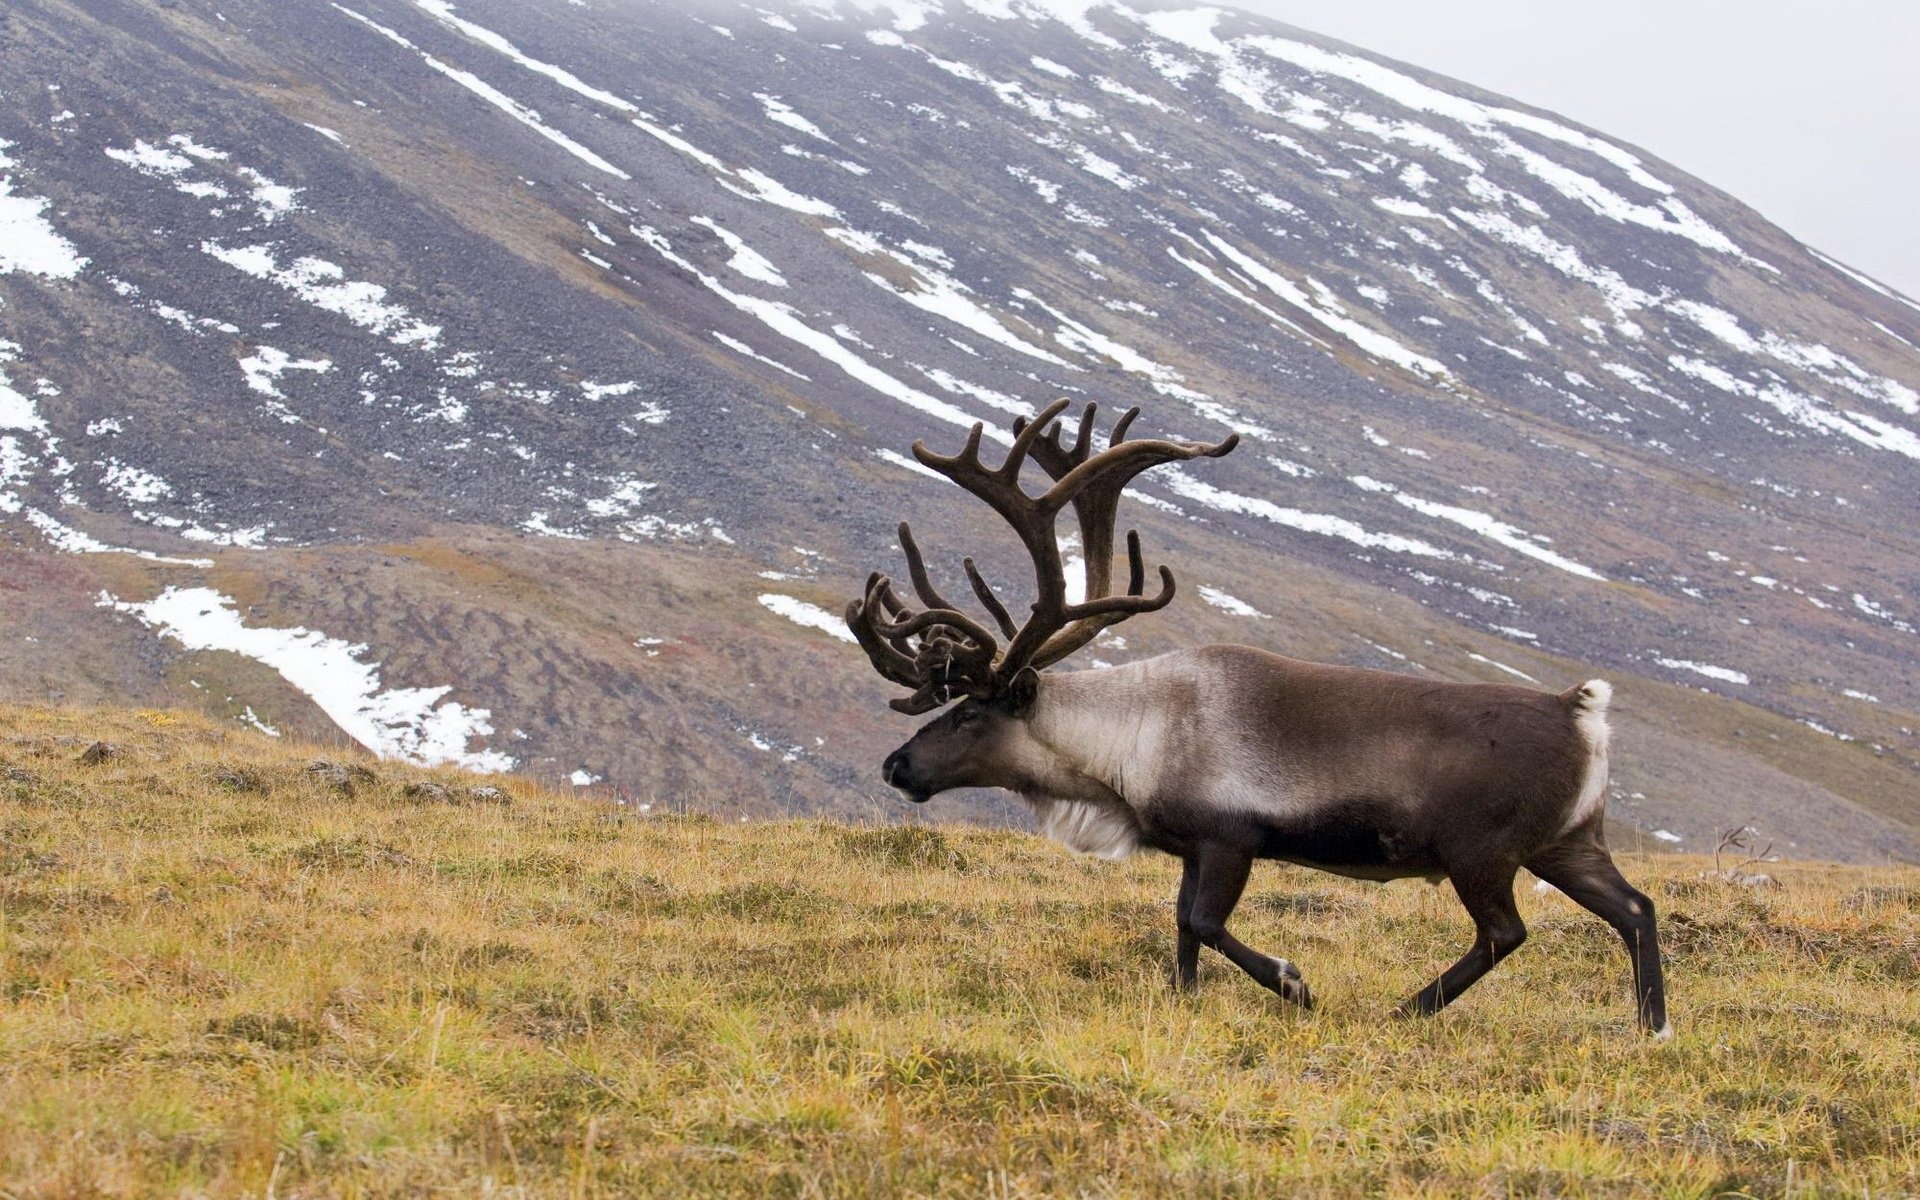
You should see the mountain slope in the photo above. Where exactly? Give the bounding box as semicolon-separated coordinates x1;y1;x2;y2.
1;0;1917;859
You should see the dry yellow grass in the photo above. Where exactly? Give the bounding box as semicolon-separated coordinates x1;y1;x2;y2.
2;702;1917;1198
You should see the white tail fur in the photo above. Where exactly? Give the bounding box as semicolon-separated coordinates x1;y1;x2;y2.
1563;679;1613;834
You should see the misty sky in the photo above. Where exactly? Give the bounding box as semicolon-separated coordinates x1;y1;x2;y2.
1224;0;1920;300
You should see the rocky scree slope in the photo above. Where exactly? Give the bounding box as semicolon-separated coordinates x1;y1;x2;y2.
0;0;1916;858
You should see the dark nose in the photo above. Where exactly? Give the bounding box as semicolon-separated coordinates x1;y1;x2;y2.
882;749;908;788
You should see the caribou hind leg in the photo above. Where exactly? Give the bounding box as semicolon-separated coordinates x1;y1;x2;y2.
1527;836;1669;1037
1179;844;1313;1008
1397;866;1527;1017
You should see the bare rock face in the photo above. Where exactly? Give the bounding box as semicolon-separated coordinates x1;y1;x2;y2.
0;0;1915;860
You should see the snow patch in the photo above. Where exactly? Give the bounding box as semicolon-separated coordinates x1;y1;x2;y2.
1653;657;1750;686
690;216;789;287
335;5;630;179
1162;469;1451;559
0;139;87;279
1198;586;1269;619
101;586;514;771
239;346;332;399
203;242;442;349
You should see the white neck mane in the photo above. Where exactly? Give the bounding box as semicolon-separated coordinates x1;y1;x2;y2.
1017;662;1174;860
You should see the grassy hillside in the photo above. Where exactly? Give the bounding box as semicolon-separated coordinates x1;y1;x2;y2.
2;704;1916;1198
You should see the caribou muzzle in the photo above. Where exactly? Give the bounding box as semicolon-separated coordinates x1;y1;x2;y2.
881;747;931;803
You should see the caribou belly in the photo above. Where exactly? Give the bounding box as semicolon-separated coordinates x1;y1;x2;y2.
1253;802;1442;880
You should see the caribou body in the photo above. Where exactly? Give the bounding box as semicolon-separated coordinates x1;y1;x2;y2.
849;401;1668;1035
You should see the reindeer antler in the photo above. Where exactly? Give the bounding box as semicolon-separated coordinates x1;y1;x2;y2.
846;401;1238;712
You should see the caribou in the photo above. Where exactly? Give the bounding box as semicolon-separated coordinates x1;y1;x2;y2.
846;400;1669;1035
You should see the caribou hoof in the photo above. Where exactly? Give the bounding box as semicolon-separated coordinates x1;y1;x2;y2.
1269;958;1313;1010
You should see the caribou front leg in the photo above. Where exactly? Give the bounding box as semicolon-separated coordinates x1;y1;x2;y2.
1182;843;1313;1008
1173;855;1201;990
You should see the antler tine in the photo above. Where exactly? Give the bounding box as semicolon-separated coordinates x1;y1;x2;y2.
889;685;951;715
1039;429;1238;515
912;420;985;473
897;522;964;613
1015;405;1226;619
1068;564;1176;620
1042;400;1096;467
869;605;1003;651
911;404;1066;534
964;556;1018;639
891;519;1007;691
1031;533;1177;669
1072;403;1099;457
1021;401;1099;480
997;397;1074;485
846;578;924;690
848;547;1003;705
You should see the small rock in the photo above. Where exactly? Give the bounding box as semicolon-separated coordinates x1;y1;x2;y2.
464;786;511;806
76;742;119;766
402;782;454;804
306;759;378;794
2;764;41;785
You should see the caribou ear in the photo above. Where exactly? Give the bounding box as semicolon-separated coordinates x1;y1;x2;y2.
1002;666;1041;715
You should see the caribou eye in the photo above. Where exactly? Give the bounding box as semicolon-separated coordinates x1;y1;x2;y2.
955;707;981;727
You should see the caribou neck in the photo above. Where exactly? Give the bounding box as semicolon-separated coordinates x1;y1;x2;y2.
1022;661;1174;807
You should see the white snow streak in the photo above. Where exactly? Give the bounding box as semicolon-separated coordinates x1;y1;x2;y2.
1654;656;1750;686
1350;476;1605;580
634;226;999;438
333;5;630;179
690;216;789;287
1161;468;1451;559
758;593;857;642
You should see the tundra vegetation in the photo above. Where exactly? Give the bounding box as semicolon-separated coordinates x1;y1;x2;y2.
1;703;1916;1198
